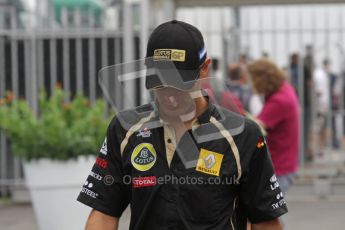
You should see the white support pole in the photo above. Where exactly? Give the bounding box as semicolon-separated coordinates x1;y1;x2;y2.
88;9;96;103
30;33;38;115
151;0;176;27
140;0;150;104
0;20;6;193
163;0;176;21
232;6;241;62
9;6;21;181
75;8;83;94
62;8;71;100
123;0;135;109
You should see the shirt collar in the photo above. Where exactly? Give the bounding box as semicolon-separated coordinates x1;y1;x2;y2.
196;102;217;125
153;89;217;126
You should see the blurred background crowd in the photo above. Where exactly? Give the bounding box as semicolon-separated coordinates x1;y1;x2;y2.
0;0;345;229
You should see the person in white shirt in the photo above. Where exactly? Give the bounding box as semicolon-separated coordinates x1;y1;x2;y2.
313;59;331;157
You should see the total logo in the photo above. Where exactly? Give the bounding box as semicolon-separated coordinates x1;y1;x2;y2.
133;176;157;188
82;181;98;199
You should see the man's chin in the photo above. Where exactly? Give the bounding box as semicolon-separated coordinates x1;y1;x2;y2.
179;109;196;122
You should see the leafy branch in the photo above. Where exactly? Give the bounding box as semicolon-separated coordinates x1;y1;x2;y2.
0;88;114;161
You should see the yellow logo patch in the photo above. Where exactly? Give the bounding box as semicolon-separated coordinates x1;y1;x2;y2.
153;49;186;62
196;148;224;176
131;143;157;171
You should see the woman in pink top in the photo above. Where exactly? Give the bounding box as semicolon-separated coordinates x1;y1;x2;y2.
248;59;300;194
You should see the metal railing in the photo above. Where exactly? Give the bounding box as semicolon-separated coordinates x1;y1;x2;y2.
235;4;345;165
178;4;345;166
0;2;143;196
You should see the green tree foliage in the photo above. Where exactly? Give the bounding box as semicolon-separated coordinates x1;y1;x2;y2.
0;89;114;161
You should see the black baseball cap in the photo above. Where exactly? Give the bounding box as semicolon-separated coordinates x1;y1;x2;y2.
145;20;207;91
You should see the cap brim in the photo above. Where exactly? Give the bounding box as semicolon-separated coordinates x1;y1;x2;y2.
145;68;200;91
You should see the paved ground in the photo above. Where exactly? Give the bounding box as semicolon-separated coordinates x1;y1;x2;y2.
0;203;38;230
1;149;344;229
284;199;345;230
1;199;345;230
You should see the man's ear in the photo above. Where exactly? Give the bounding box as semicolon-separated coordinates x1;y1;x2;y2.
199;57;212;79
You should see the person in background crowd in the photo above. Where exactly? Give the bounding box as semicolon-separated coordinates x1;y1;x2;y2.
220;87;245;115
313;59;331;158
303;45;314;161
289;53;300;93
221;63;251;114
211;58;219;73
222;62;263;116
239;55;264;116
239;53;249;66
262;51;269;58
228;63;252;111
326;59;341;149
248;58;300;196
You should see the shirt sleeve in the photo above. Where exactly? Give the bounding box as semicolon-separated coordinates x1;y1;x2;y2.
258;99;285;130
239;134;288;224
77;118;130;217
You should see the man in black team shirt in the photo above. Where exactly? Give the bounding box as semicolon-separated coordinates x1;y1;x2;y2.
77;20;287;230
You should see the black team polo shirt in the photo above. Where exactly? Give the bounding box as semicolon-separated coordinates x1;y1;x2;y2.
77;101;288;230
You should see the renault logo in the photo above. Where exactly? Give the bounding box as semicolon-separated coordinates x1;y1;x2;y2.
204;154;216;169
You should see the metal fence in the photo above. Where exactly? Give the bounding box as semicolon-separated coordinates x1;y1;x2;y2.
233;4;345;164
177;4;345;166
0;2;145;196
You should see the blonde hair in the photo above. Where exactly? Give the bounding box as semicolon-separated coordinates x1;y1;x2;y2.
248;58;285;95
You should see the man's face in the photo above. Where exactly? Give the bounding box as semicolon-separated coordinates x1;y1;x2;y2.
154;86;196;122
